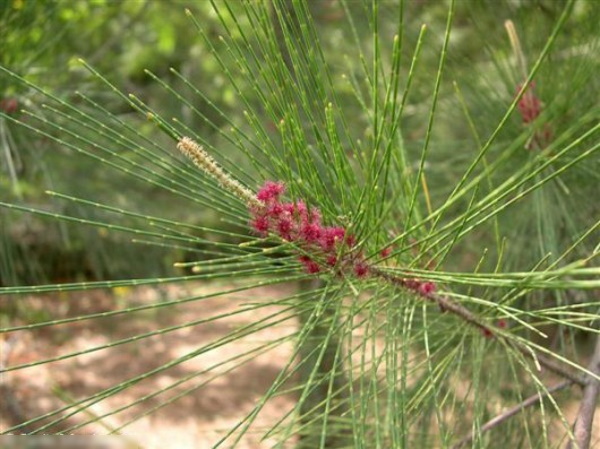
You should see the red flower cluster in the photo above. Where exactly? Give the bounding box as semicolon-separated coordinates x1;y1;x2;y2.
397;278;437;297
380;246;393;258
516;82;541;124
250;181;367;277
0;98;18;115
250;181;440;299
515;82;553;149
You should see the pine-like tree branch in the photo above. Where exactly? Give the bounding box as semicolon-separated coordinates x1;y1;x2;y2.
372;268;587;387
175;136;588;389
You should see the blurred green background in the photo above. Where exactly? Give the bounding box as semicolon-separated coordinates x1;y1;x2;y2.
1;0;597;286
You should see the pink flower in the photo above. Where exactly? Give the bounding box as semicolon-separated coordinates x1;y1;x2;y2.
251;215;269;234
276;217;294;240
0;98;18;115
295;200;307;218
516;82;541;124
257;181;285;202
380;247;392;258
309;207;321;226
345;234;356;247
299;255;320;274
403;279;419;290
320;226;345;251
514;82;553;150
353;261;369;278
300;222;322;243
397;277;439;300
419;282;436;296
326;254;337;266
282;202;295;214
267;202;284;217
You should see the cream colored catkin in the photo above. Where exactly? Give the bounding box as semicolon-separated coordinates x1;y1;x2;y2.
176;137;260;207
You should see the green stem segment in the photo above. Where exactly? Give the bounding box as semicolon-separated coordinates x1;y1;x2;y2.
296;279;351;448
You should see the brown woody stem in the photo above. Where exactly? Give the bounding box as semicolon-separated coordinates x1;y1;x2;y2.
453;380;573;449
371;267;586;387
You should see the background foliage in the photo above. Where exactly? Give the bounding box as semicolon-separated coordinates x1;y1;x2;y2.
1;0;599;448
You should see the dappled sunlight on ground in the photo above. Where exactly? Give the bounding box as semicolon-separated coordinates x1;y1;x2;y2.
1;281;298;448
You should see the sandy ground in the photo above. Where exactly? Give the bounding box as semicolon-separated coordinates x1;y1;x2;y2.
1;280;599;448
1;281;299;448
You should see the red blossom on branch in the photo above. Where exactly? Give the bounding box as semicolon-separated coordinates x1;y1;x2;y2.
256;180;285;202
353;260;369;278
515;82;553;150
249;181;436;296
250;181;361;275
0;98;18;115
380;246;393;258
516;82;541;124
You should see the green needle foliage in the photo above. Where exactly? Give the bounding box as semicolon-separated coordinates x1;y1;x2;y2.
1;1;599;448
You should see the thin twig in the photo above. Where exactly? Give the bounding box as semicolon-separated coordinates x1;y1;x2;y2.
372;267;586;386
566;334;600;449
452;380;573;449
